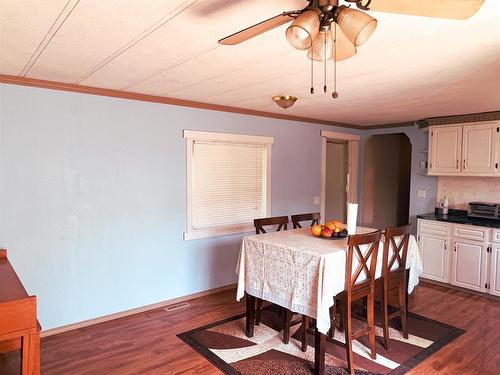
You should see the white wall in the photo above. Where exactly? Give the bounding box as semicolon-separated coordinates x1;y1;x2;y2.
0;83;362;329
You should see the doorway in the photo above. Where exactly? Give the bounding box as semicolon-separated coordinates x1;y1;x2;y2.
325;141;348;221
361;133;412;229
320;130;359;223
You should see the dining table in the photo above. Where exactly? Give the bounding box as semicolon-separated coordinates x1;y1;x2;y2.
236;226;423;375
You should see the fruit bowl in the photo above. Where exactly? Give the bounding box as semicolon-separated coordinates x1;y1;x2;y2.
310;221;348;240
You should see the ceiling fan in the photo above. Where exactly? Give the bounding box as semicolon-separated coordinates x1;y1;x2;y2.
218;0;484;100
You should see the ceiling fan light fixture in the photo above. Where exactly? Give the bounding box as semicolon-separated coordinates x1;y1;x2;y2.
336;6;377;46
307;27;357;62
286;9;321;50
307;29;333;61
272;95;297;109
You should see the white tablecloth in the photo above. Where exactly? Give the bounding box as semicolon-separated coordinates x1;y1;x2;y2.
236;227;423;335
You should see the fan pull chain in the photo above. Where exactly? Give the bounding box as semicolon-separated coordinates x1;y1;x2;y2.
332;24;338;99
323;32;327;93
310;46;314;94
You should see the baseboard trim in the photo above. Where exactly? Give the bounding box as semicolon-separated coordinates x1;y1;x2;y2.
419;278;500;301
40;283;237;338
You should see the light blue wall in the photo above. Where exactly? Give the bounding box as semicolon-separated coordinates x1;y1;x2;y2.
359;126;438;232
0;84;362;329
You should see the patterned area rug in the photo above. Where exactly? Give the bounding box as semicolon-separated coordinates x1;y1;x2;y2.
178;305;464;375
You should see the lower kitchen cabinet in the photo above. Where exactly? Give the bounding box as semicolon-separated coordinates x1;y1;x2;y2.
418;219;499;296
490;244;500;297
419;233;450;283
451;239;487;292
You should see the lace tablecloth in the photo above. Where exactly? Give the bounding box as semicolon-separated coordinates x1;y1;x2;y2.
236;227;423;335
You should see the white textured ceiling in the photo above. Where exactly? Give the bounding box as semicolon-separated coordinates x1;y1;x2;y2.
1;0;499;126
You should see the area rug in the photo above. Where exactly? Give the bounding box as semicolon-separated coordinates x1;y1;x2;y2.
177;305;464;375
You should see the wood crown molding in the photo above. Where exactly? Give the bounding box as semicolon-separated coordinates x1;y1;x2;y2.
0;74;364;129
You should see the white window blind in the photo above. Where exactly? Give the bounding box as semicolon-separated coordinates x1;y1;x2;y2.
192;141;267;229
184;130;273;240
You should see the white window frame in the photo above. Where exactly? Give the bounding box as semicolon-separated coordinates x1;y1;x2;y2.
183;130;273;240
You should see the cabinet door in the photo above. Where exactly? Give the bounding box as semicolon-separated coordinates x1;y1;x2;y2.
419;234;450;282
462;122;498;174
490;245;500;297
428;126;462;174
451;239;487;292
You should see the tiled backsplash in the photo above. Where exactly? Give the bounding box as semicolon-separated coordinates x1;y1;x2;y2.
437;176;500;209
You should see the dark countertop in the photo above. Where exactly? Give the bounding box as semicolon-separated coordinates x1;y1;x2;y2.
417;209;500;229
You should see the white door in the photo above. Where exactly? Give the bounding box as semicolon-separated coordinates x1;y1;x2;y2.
451;239;487;292
428;126;462;174
490;244;500;296
419;234;450;282
462;122;498;174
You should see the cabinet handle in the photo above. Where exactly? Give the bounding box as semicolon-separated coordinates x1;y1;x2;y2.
443;242;447;251
454;243;457;252
456;160;459;169
463;159;466;169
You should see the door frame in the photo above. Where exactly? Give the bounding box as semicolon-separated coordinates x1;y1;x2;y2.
320;130;360;223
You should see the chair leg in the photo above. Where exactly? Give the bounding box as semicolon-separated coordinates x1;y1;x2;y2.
255;298;263;326
328;305;335;340
343;299;354;375
283;308;292;344
367;295;377;360
381;281;390;350
336;298;344;332
399;277;409;339
301;315;309;352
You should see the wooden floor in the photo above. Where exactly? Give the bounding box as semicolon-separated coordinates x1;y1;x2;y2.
1;282;499;374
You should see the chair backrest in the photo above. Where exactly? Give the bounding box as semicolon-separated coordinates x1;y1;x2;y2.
291;212;320;229
345;230;382;292
254;216;289;234
383;224;411;276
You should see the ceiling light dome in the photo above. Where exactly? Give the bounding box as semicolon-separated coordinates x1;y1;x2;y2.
272;95;297;109
286;9;321;50
336;6;377;46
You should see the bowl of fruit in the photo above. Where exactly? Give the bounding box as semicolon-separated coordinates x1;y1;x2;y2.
310;220;348;239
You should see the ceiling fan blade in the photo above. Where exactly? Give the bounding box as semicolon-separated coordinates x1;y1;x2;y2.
367;0;484;19
218;12;297;45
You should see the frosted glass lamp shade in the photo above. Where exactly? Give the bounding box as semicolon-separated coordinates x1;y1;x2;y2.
307;30;332;61
333;26;357;61
286;9;321;50
307;27;357;61
336;7;377;46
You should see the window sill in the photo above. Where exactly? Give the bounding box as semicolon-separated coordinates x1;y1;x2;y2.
183;223;256;240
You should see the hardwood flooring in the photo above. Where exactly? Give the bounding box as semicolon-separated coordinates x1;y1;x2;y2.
1;282;499;374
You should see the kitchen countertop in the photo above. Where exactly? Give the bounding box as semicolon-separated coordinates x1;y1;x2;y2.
417;209;500;229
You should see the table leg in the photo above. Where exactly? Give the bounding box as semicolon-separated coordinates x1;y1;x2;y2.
314;326;326;375
245;293;255;338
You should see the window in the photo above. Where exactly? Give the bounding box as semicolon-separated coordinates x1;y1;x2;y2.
183;130;273;240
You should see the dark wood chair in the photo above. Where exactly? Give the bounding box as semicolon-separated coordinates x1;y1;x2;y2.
377;224;411;350
253;216;294;343
254;215;288;234
291;212;320;229
301;230;381;375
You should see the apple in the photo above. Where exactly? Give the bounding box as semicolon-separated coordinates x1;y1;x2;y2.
310;224;322;236
325;221;336;231
321;227;333;238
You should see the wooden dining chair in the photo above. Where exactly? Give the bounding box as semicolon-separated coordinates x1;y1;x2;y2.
377;224;411;350
301;230;381;375
253;216;291;341
254;216;288;234
291;212;320;229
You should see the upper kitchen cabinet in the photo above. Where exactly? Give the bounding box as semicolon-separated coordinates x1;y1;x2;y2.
428;125;462;174
428;121;500;176
462;123;498;174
